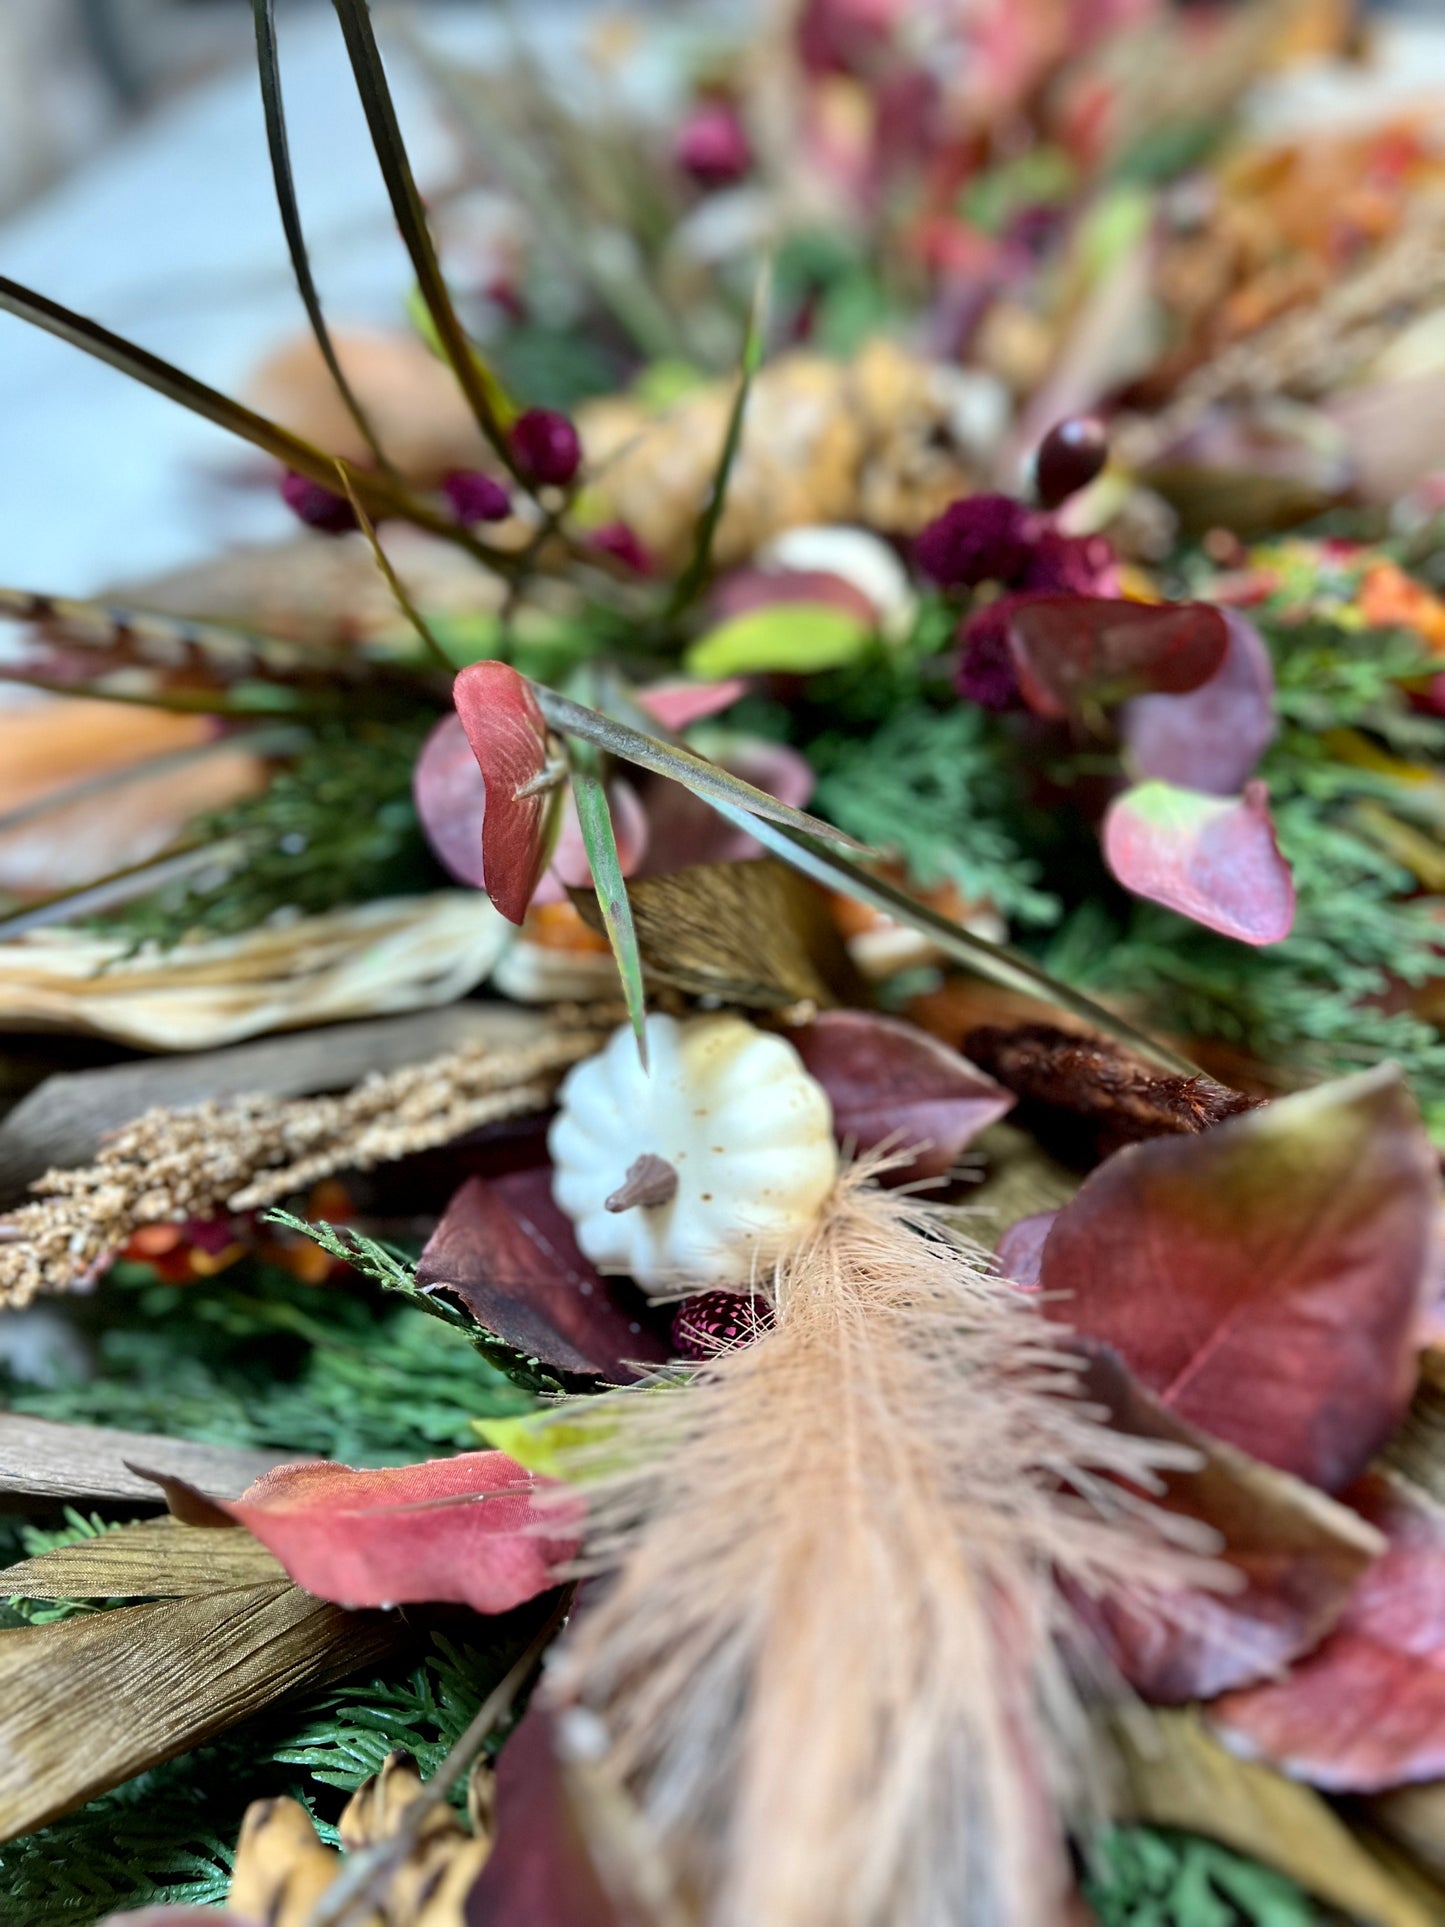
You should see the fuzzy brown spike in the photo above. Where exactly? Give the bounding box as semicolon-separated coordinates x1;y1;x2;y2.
547;1168;1225;1927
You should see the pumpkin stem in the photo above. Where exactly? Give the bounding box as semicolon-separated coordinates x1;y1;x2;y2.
606;1154;679;1212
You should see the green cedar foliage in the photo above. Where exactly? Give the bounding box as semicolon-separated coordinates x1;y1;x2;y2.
1086;1827;1314;1927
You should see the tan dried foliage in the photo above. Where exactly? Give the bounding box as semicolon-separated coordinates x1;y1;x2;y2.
549;1169;1225;1927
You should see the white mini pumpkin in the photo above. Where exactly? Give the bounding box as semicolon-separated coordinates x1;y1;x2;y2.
548;1012;837;1290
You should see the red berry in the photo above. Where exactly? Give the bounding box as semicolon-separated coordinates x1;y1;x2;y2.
443;469;511;525
280;469;357;535
675;103;752;189
1035;416;1109;510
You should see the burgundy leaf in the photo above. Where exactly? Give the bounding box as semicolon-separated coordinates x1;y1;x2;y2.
1074;1347;1383;1703
451;661;555;924
152;1453;572;1615
1039;1065;1439;1491
465;1704;642;1926
1103;778;1295;944
785;1009;1014;1181
1122;610;1277;796
1005;596;1228;720
1212;1473;1445;1790
417;1170;670;1382
995;1210;1056;1288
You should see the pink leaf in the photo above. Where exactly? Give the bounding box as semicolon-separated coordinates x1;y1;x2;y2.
413;712;488;890
1074;1347;1383;1703
450;661;555;924
161;1452;572;1614
712;566;877;628
417;1170;670;1382
1005;596;1229;720
995;1209;1057;1288
786;1010;1013;1181
634;678;748;731
1212;1473;1445;1790
530;776;649;907
1039;1065;1439;1492
640;737;817;875
1122;610;1276;796
1103;778;1295;944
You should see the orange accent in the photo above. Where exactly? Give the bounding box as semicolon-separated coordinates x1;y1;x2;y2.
524;899;613;954
1360;563;1445;654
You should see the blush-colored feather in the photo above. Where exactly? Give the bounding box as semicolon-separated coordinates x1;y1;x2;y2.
545;1168;1223;1927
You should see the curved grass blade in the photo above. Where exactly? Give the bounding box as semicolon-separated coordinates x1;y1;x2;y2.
334;466;452;672
570;744;648;1069
251;0;392;473
703;799;1200;1076
0;275;466;541
330;0;517;472
531;684;864;852
666;264;769;622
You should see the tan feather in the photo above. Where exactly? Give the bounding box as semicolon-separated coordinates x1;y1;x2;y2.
547;1167;1223;1927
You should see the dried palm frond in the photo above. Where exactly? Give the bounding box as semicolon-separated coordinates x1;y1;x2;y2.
549;1169;1223;1927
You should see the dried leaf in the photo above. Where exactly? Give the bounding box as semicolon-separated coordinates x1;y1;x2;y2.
1005;597;1229;721
157;1453;574;1614
573;857;864;1009
961;1122;1083;1253
417;1169;669;1383
1102;778;1295;944
0;1583;400;1839
1212;1473;1445;1792
0;1514;285;1598
1111;1710;1437;1927
1039;1065;1439;1491
0;1414;304;1502
1122;610;1277;797
963;1022;1257;1158
785;1009;1014;1180
1075;1347;1383;1702
450;662;556;923
994;1210;1056;1287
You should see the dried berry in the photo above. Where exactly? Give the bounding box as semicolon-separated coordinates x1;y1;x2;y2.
672;1289;774;1360
913;494;1033;591
280;469;358;535
675;102;753;189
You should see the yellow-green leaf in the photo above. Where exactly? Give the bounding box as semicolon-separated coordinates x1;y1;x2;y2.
684;603;873;680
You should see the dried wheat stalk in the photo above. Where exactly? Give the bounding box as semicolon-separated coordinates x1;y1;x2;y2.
0;1021;610;1307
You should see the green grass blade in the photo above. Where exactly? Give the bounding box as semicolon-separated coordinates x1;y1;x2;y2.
329;0;517;472
531;684;864;852
251;0;393;474
570;748;648;1069
702;799;1199;1076
666;264;770;621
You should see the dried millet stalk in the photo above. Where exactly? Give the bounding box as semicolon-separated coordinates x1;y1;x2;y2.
0;1022;609;1308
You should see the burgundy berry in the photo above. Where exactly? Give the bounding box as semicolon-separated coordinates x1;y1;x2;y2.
672;1290;774;1361
510;408;582;489
589;521;655;576
443;469;511;525
675;102;753;189
955;597;1028;713
1035;415;1109;510
280;469;358;536
914;493;1033;591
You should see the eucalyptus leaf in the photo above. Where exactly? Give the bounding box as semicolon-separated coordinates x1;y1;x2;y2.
684;602;873;680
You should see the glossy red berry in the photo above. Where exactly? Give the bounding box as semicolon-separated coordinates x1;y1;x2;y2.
443;469;511;525
510;408;582;488
1034;415;1109;510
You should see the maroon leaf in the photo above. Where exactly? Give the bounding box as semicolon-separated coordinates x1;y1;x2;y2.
1039;1065;1439;1492
465;1704;648;1926
153;1453;573;1615
1122;610;1276;796
1102;778;1295;944
1074;1347;1384;1703
995;1209;1056;1288
1212;1473;1445;1790
450;661;555;923
417;1170;670;1382
1005;596;1228;720
785;1009;1014;1181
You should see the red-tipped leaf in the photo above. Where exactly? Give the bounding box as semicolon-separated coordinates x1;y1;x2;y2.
450;661;555;923
1005;596;1228;719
